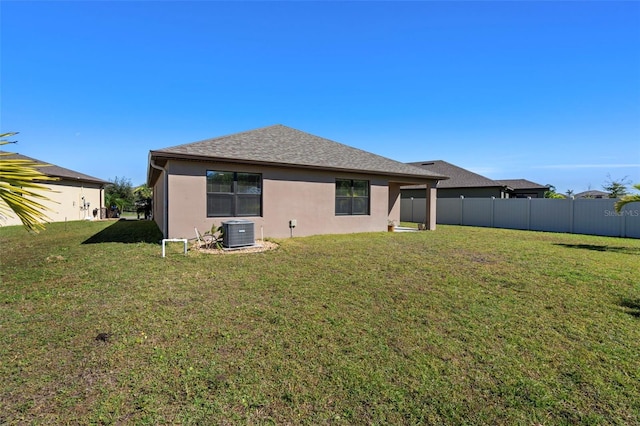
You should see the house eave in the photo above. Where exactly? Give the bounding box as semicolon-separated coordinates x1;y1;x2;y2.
148;151;446;185
45;175;109;187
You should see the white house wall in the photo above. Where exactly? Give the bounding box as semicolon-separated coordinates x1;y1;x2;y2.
0;179;104;228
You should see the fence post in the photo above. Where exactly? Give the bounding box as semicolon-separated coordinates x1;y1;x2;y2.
621;202;626;238
527;197;531;230
460;195;464;225
569;196;574;234
410;197;414;223
490;197;495;227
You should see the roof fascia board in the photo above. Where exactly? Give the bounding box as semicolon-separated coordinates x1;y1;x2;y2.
40;177;108;186
149;151;446;182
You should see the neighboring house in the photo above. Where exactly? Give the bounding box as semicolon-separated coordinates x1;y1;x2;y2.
574;190;608;199
402;160;510;199
399;160;550;223
494;179;548;198
147;125;447;239
0;152;109;227
401;160;549;199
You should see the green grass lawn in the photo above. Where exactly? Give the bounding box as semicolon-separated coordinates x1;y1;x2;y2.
1;220;639;425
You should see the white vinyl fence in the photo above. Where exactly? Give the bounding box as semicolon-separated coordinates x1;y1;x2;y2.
401;197;640;238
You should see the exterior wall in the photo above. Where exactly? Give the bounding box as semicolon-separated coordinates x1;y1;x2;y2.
509;189;546;198
439;187;507;198
161;159;403;239
152;171;167;236
387;183;401;221
0;180;104;227
401;188;429;199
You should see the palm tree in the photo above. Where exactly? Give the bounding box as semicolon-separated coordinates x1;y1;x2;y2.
0;132;59;232
133;184;152;200
104;192;126;218
133;184;153;219
615;183;640;213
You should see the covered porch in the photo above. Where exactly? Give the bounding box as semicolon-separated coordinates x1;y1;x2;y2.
388;180;438;230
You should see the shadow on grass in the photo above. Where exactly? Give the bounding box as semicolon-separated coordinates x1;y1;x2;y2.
619;298;640;318
82;219;163;244
554;243;640;255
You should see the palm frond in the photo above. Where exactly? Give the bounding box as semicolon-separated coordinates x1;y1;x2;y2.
0;136;60;232
614;183;640;213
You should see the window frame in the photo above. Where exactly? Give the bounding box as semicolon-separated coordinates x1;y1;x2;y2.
206;170;262;217
335;178;370;216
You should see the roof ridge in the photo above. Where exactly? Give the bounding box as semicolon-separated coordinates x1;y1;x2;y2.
158;124;285;151
408;160;500;187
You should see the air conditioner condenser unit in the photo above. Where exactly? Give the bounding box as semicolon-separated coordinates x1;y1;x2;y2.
222;220;255;248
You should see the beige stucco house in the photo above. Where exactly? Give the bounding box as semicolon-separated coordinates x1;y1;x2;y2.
148;125;447;239
0;153;109;228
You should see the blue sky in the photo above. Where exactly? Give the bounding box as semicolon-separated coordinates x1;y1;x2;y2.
2;1;639;194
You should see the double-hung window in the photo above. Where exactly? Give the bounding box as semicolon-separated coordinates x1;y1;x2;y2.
206;171;262;217
335;179;370;215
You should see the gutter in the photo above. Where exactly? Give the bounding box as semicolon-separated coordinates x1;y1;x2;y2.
149;156;168;238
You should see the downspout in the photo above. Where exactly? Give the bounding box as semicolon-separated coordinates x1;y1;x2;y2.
149;157;168;238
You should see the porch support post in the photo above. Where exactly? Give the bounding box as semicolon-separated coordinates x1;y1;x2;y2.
425;181;437;230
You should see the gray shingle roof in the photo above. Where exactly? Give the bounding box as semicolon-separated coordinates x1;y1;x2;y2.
0;152;109;185
495;179;548;190
149;125;447;180
404;160;502;189
574;190;608;198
